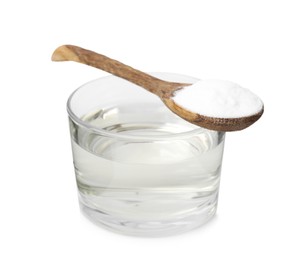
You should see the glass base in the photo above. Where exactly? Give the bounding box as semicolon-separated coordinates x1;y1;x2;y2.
78;191;218;237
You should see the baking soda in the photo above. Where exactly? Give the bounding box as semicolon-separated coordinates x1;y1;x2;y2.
173;79;263;118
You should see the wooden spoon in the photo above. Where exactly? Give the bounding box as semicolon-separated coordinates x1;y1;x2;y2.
52;45;263;131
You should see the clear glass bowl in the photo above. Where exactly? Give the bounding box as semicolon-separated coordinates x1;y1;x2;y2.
67;73;225;237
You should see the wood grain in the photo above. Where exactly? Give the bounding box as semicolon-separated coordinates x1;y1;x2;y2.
52;45;188;98
52;45;264;132
162;98;264;131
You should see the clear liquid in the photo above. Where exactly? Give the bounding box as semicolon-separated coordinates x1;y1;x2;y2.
70;105;225;236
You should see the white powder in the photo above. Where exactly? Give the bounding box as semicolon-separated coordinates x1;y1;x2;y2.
173;79;263;118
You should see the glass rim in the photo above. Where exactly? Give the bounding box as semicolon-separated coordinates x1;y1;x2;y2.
67;75;219;141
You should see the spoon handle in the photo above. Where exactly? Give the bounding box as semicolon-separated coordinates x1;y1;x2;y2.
52;45;186;97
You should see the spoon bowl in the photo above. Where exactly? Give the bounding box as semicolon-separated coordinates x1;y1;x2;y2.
52;45;263;131
163;98;263;131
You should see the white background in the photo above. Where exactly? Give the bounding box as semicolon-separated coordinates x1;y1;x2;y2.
1;0;299;259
